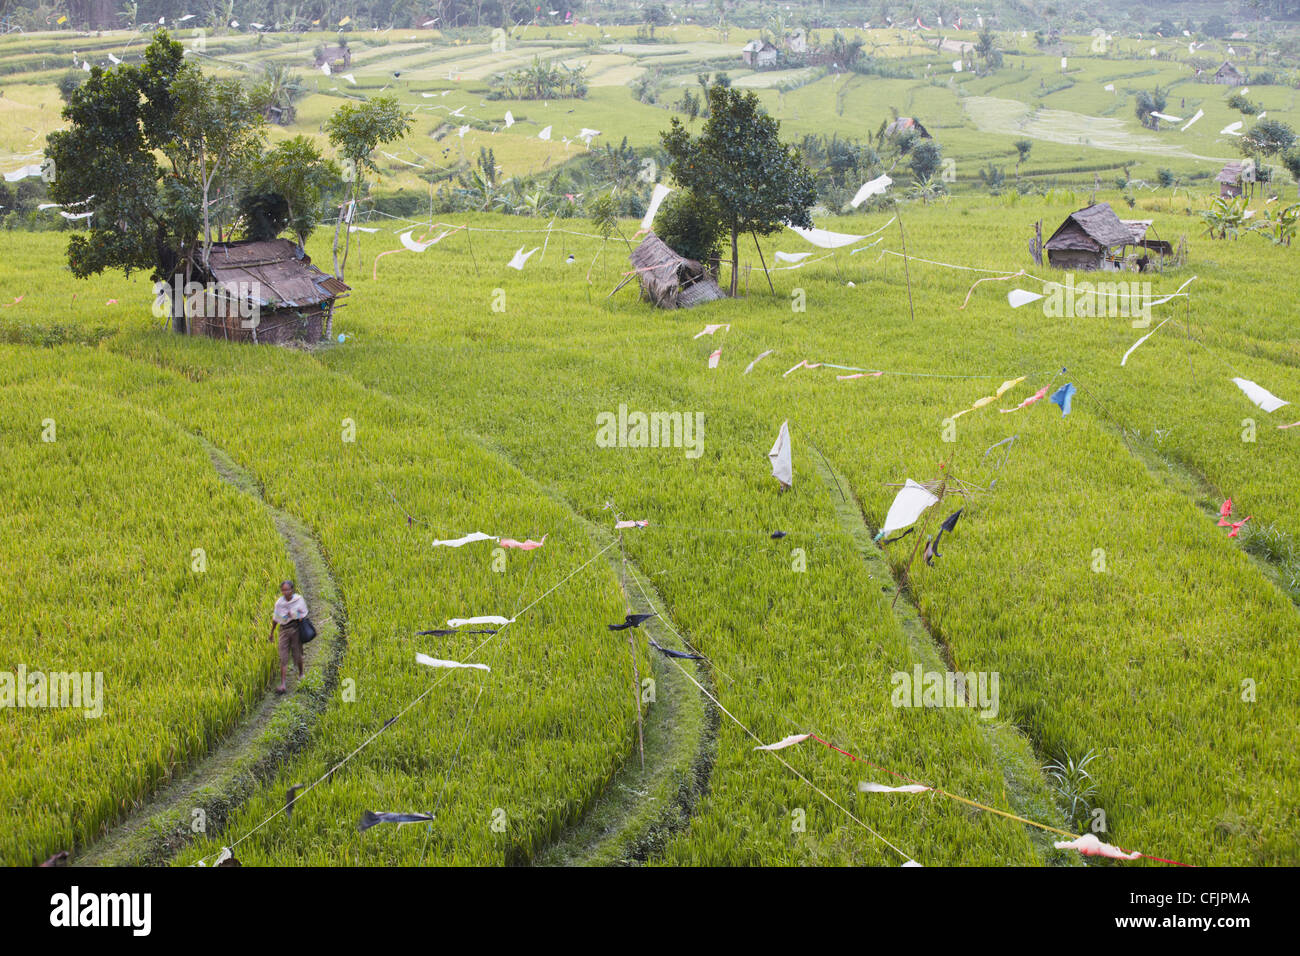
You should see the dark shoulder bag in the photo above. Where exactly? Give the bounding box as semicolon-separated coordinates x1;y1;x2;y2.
298;616;318;644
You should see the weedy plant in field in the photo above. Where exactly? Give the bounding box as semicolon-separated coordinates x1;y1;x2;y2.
1043;750;1101;831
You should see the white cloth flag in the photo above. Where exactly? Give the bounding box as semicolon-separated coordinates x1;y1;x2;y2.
4;164;42;182
400;230;440;252
432;532;498;548
1151;112;1182;123
641;183;672;231
537;125;552;141
859;782;932;794
1233;378;1290;413
774;251;813;263
342;73;357;85
578;128;600;144
693;323;730;338
59;211;92;220
447;615;515;628
789;224;866;248
754;733;810;751
744;349;773;375
1220;121;1243;136
108;53;122;65
1008;289;1044;308
349;225;379;233
416;653;490;672
320;62;331;75
1054;834;1141;860
504;110;514;127
1181;109;1204;131
879;480;939;537
1104;83;1115;91
769;421;792;488
850;174;892;208
508;246;539;270
707;349;721;369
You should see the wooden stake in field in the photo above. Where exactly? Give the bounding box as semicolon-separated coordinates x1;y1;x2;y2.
619;534;645;770
751;231;775;294
895;201;916;322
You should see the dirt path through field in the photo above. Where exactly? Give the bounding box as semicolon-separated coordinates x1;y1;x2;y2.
73;435;347;866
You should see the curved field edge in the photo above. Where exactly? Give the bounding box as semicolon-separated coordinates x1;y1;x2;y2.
74;435;348;867
811;452;1077;866
0;376;287;866
526;524;716;867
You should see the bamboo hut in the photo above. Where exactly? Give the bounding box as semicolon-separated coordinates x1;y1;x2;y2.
1213;61;1246;86
186;239;349;344
1043;202;1133;271
1216;160;1255;199
622;234;725;309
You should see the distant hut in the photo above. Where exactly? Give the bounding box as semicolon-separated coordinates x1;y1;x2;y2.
186;239;350;344
1043;202;1133;271
621;234;725;309
742;40;779;68
1216;159;1255;198
314;44;352;69
1213;61;1246;86
884;116;931;139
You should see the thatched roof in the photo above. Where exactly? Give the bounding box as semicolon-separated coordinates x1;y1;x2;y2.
1215;61;1244;79
1217;160;1250;184
1120;220;1153;243
1045;203;1132;253
204;239;349;312
627;234;725;309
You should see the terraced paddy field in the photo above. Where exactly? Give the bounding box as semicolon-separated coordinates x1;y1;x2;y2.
2;191;1298;867
1;16;1298;877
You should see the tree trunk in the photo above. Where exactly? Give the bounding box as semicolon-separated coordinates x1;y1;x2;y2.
729;227;739;297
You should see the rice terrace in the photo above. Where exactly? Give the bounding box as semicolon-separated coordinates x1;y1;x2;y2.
0;0;1297;928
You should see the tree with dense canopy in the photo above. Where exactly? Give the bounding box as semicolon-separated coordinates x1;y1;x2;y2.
661;85;815;296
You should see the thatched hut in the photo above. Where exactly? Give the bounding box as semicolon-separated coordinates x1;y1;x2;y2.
315;45;352;69
625;234;725;309
1043;202;1133;271
1214;61;1246;86
742;40;779;68
186;239;349;344
1216;160;1254;199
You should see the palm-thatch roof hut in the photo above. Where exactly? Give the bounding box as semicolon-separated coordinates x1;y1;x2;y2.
1043;202;1134;271
1214;61;1246;86
622;234;725;309
187;238;349;344
1216;159;1255;198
